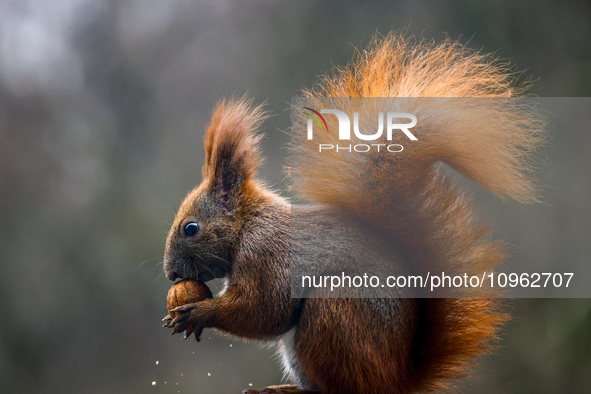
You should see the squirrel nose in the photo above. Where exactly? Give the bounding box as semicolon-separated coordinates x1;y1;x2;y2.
165;269;178;281
163;256;179;281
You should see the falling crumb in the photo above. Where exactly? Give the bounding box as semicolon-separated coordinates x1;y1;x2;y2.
192;352;195;355
152;381;156;386
207;372;211;377
229;344;233;347
180;374;183;377
249;383;253;387
155;361;159;365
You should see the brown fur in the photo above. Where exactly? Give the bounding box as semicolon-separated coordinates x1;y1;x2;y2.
163;33;544;393
290;33;544;392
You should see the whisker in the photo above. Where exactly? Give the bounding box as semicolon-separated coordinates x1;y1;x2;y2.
193;252;206;261
137;258;158;270
202;264;217;278
205;253;232;266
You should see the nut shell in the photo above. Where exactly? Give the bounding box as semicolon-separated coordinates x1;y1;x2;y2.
167;279;213;333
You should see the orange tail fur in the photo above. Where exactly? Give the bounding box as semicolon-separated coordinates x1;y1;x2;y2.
290;33;545;391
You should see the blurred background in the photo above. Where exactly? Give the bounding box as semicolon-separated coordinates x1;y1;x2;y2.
1;0;590;393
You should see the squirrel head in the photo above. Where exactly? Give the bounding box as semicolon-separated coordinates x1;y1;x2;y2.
163;98;268;282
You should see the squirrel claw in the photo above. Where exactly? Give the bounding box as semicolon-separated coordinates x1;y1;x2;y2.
162;314;172;328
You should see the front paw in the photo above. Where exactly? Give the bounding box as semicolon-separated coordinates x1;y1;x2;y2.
163;303;204;341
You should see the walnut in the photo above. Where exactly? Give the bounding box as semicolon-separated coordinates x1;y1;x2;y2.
167;279;213;338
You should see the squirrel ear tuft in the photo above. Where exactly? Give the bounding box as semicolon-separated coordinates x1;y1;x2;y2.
203;97;268;202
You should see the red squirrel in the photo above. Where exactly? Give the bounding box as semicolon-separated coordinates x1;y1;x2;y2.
162;33;544;393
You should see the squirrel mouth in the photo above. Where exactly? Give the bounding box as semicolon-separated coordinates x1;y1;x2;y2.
165;267;196;282
164;259;225;282
165;270;178;281
166;269;214;283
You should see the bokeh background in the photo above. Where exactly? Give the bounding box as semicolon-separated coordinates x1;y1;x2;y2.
1;0;590;393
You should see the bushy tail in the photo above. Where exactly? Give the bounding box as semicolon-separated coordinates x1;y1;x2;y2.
290;33;545;392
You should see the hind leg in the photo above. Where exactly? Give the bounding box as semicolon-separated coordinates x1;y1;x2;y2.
293;298;417;394
244;328;320;394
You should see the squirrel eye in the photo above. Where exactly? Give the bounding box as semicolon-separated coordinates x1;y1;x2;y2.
183;222;199;237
